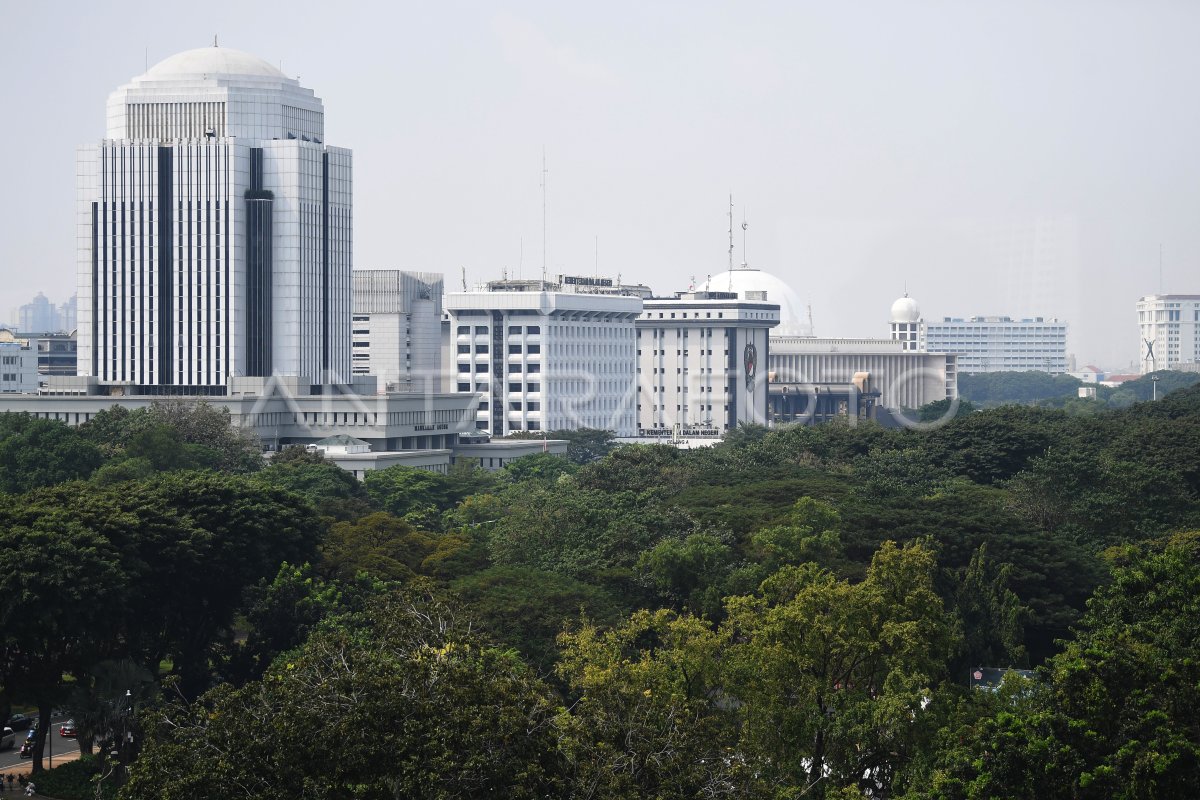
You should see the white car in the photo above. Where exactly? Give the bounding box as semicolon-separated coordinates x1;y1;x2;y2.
0;727;14;750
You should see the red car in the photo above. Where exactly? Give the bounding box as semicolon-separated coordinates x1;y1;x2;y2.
58;720;76;738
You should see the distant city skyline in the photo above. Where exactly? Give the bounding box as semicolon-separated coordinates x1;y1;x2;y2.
2;1;1199;369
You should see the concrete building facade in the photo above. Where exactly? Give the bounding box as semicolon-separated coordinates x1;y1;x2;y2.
444;277;642;436
1137;294;1200;373
924;316;1068;374
352;270;443;393
635;290;779;435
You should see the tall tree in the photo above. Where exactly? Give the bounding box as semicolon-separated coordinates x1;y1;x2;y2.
0;508;128;773
725;541;957;798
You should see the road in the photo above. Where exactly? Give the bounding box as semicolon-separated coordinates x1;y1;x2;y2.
0;718;79;773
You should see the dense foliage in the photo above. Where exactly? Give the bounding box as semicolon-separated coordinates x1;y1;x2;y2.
0;385;1198;797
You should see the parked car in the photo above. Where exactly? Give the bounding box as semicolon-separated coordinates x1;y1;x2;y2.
0;727;14;749
58;720;76;738
6;714;33;731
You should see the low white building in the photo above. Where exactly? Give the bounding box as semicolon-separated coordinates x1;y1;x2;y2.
770;336;957;411
636;290;779;435
17;375;476;452
352;270;444;393
444;277;642;436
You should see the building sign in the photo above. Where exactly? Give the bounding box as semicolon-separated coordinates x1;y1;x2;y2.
413;423;450;432
743;342;757;391
638;427;722;438
562;276;613;288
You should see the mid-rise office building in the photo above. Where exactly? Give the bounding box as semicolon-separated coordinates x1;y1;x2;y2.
352;270;443;392
444;276;642;436
1137;294;1200;373
923;314;1068;374
635;290;779;435
77;44;352;391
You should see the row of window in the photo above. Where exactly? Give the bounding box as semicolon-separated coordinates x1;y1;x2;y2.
456;325;543;335
455;344;544;355
458;382;542;394
457;363;542;374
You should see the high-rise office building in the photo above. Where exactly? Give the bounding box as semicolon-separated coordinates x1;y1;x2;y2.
352;270;444;393
77;44;352;391
18;293;58;333
1137;294;1200;373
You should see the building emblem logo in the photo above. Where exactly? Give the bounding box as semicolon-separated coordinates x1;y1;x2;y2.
743;342;757;391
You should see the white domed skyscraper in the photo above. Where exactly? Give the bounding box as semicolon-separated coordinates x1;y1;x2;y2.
889;293;925;352
77;43;352;389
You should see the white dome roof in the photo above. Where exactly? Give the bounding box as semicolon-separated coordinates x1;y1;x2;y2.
143;46;286;80
890;295;921;323
702;267;808;336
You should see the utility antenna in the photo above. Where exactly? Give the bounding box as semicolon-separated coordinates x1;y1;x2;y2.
144;47;148;72
461;266;467;291
213;34;218;48
807;304;815;336
727;194;735;292
727;194;734;272
1159;243;1164;294
741;210;749;268
541;147;548;284
518;237;523;279
594;235;599;276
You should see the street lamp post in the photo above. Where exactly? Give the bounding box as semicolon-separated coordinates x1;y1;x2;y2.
1152;375;1161;401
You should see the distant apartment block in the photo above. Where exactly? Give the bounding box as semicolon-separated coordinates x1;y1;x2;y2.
1137;294;1200;374
924;316;1068;374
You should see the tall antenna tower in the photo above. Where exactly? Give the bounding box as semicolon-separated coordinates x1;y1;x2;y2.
727;194;735;292
727;194;734;272
541;148;548;284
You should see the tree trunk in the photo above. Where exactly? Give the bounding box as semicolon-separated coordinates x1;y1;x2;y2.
808;717;826;799
30;703;51;774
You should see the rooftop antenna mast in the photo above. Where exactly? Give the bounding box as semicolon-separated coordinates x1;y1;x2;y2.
1159;243;1164;294
519;237;523;280
727;194;734;292
541;148;548;285
595;235;599;277
461;266;467;291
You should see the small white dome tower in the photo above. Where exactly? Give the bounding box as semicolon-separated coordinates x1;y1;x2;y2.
889;293;924;351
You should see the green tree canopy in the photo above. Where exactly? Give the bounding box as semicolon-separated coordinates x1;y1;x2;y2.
0;413;103;492
124;590;565;800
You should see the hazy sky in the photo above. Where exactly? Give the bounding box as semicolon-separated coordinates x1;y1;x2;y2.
2;0;1198;368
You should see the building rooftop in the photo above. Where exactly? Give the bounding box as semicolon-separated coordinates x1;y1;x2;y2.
142;45;287;81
